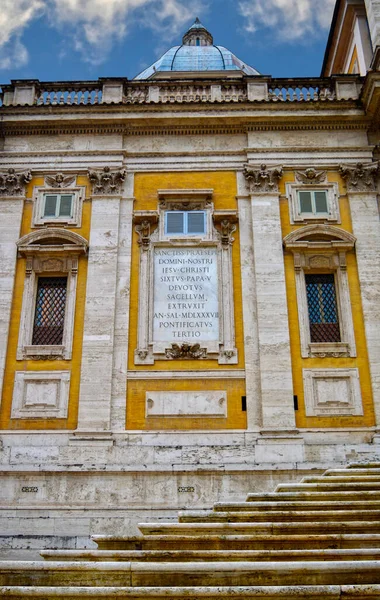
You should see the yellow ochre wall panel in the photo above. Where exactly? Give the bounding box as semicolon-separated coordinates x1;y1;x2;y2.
128;171;246;430
281;171;375;428
0;176;91;430
127;378;246;430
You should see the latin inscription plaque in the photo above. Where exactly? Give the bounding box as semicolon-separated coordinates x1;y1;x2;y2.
153;247;219;343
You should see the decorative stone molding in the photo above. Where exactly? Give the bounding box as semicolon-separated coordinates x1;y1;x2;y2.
44;173;76;188
340;162;380;192
32;176;84;227
213;212;238;248
11;370;70;419
0;168;32;197
158;189;213;211
16;229;88;361
165;343;208;360
133;211;158;251
295;168;327;184
89;166;126;195
286;174;339;224
243;164;283;193
303;368;363;416
134;191;238;365
284;225;356;359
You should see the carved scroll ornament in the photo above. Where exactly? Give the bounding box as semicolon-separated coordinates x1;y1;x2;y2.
0;168;32;196
339;162;380;192
165;343;208;359
89;166;126;195
243;164;283;193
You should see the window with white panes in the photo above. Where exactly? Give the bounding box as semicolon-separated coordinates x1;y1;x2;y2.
43;193;73;219
165;211;206;236
298;190;328;216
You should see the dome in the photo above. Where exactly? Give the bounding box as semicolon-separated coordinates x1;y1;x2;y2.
134;18;260;79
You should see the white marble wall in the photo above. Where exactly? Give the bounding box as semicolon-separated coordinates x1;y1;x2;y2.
0;198;23;404
364;0;380;49
250;192;296;431
348;191;380;427
77;195;121;431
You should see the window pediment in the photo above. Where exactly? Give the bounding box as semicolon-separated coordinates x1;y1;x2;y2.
284;225;356;251
17;228;88;256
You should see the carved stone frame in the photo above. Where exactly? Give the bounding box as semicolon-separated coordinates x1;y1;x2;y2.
32;180;85;228
284;225;356;359
16;229;88;360
285;168;340;224
134;190;238;365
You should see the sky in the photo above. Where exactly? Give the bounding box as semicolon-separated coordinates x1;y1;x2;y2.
0;0;336;83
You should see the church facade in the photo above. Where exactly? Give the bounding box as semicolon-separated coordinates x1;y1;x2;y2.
1;0;380;558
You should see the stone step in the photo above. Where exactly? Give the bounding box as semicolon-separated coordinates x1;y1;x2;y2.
324;468;380;476
177;509;380;523
214;500;380;512
348;463;380;469
2;585;380;600
301;475;380;483
1;560;380;588
137;521;380;537
40;548;380;562
245;491;380;502
93;532;380;551
275;482;380;492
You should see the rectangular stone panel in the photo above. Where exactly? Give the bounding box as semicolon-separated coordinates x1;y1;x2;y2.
145;391;227;417
153;247;219;344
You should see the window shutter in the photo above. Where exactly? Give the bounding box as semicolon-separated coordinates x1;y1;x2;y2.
44;195;58;217
299;191;312;213
314;191;328;213
59;195;73;217
166;212;184;234
187;212;205;234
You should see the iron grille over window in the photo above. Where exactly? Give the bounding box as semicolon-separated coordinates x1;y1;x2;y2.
32;277;67;345
305;274;340;343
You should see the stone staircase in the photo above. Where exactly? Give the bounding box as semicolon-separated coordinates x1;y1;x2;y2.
1;463;380;598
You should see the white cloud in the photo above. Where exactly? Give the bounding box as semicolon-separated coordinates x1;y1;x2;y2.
238;0;335;41
0;0;207;69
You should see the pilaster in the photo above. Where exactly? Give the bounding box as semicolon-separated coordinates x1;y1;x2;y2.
237;173;261;431
243;164;297;432
110;174;134;431
340;161;380;432
0;168;31;404
76;167;126;432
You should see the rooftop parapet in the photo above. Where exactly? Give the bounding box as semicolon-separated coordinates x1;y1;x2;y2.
0;75;363;108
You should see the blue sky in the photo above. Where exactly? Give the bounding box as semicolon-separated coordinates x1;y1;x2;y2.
0;0;336;83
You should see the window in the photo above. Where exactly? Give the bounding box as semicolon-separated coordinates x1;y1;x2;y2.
286;180;340;224
32;277;68;346
298;190;328;215
283;224;357;358
16;228;88;360
165;211;206;236
305;274;340;343
32;181;84;227
43;194;73;218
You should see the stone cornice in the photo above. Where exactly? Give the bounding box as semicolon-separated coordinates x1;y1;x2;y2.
0;119;370;138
